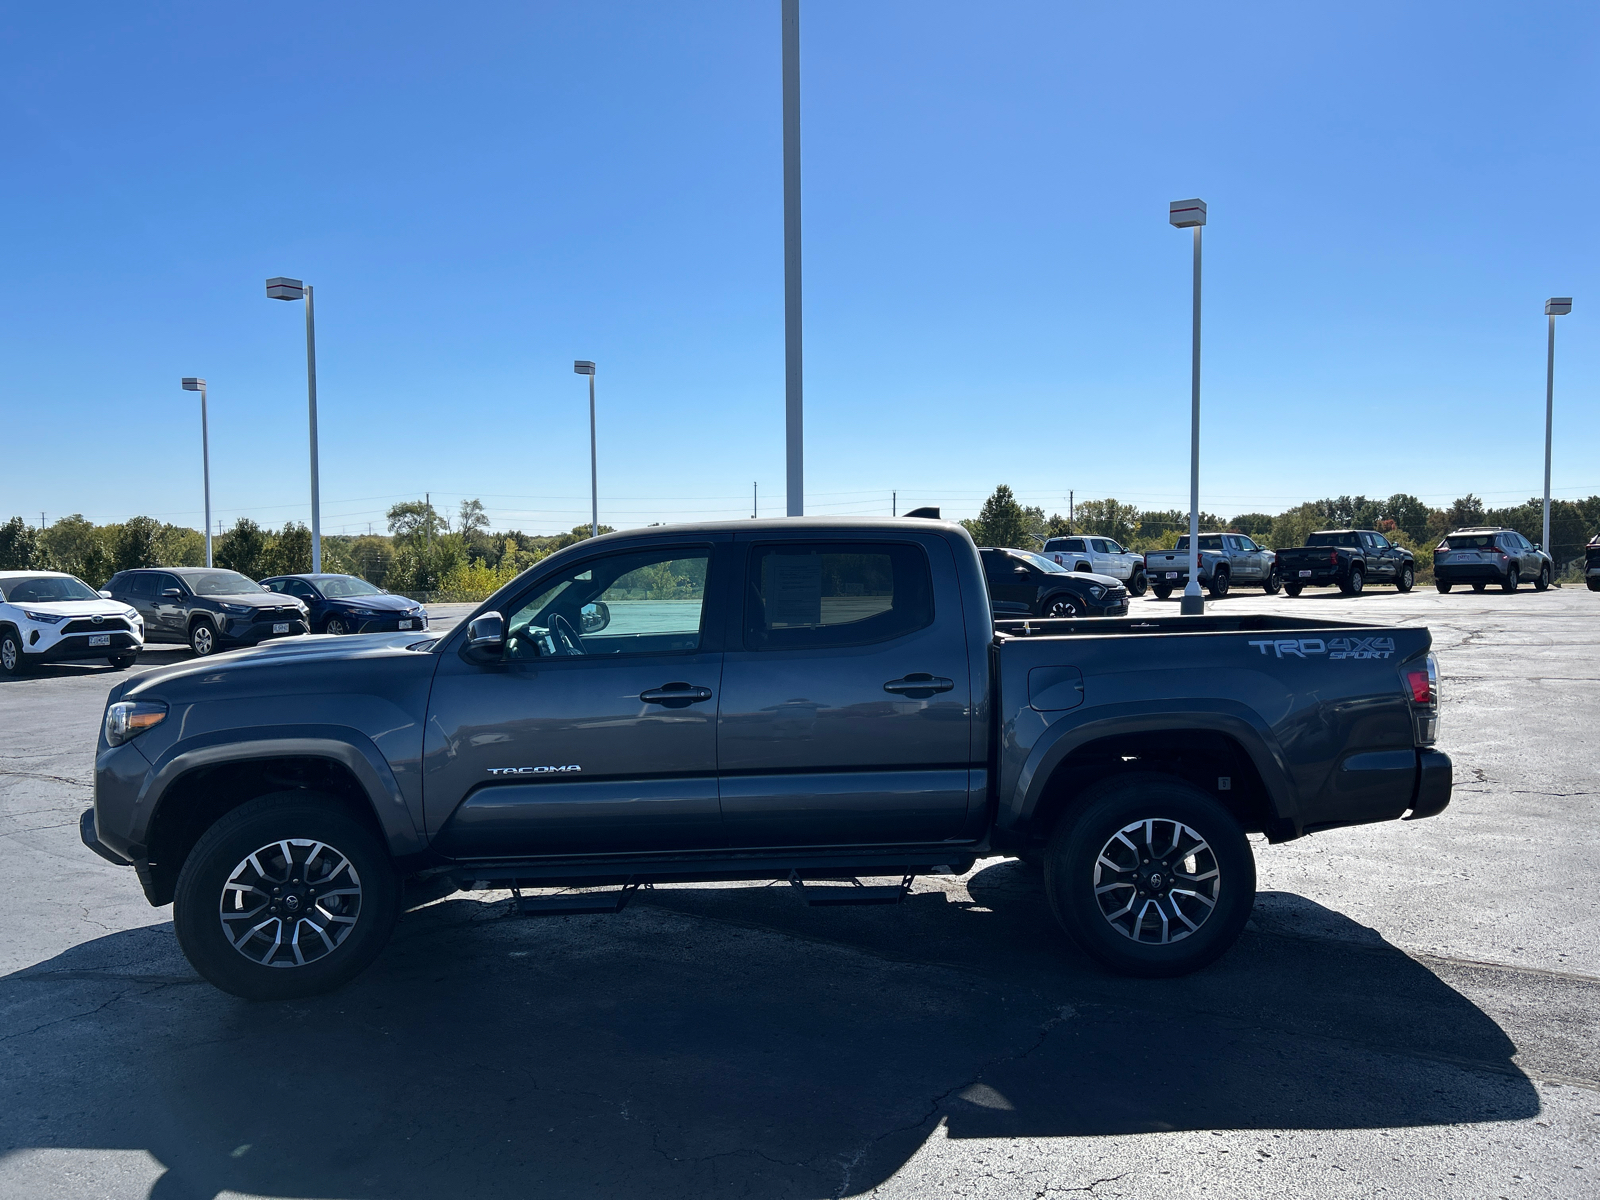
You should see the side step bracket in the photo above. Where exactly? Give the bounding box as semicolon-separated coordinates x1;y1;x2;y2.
788;871;914;907
512;880;641;916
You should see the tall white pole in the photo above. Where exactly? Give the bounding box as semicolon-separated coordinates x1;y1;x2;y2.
200;384;213;568
1181;224;1204;614
1543;312;1555;556
782;0;804;516
589;372;598;539
304;285;322;573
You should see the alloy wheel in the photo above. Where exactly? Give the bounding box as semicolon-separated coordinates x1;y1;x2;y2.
1092;817;1221;944
192;624;215;656
1046;597;1080;618
219;838;364;968
1;637;17;672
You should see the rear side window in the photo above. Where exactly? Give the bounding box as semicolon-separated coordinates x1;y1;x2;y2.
745;542;933;651
125;573;157;599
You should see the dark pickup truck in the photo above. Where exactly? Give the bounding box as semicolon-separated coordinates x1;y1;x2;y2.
1275;529;1416;596
1586;535;1600;592
82;518;1450;1001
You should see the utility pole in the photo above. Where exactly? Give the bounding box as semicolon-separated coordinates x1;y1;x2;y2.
893;491;897;517
426;492;431;550
1069;491;1074;531
782;0;804;516
753;482;758;519
39;511;45;531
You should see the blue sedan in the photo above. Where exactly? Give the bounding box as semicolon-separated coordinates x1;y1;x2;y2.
260;574;429;636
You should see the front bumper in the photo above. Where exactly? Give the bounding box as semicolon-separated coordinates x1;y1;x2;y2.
353;614;429;634
218;618;310;646
80;808;131;865
24;630;142;663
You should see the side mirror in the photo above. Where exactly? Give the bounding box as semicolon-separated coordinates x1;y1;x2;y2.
98;590;113;599
161;588;182;599
580;600;611;634
1013;566;1030;577
463;612;506;662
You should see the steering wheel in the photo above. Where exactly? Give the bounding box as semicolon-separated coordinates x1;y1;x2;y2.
550;612;586;656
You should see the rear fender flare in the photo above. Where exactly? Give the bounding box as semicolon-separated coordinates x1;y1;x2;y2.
1009;701;1300;834
136;726;424;857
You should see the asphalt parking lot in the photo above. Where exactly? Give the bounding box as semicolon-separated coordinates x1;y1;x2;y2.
1;588;1595;1199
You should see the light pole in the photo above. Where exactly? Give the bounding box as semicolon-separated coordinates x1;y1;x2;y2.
181;378;212;567
265;277;322;572
782;0;804;516
1170;198;1207;615
1542;297;1572;559
575;361;598;538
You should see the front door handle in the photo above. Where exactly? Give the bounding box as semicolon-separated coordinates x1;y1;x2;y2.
640;682;714;708
883;673;955;697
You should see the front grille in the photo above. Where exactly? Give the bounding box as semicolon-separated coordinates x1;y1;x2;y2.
62;617;131;634
250;607;301;623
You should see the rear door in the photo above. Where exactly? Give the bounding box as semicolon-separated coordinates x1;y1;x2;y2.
716;534;975;847
423;540;729;858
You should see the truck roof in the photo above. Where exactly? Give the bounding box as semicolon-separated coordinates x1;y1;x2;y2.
577;516;970;540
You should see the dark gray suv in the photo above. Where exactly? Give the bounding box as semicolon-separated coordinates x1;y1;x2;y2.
104;567;311;656
1432;528;1553;593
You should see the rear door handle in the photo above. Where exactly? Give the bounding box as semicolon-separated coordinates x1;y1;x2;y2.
883;673;955;697
640;682;714;708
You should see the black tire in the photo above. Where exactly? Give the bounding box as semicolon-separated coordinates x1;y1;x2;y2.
1341;565;1365;596
1283;582;1303;597
1262;566;1281;595
1043;594;1082;619
1587;578;1600;592
108;653;138;670
325;616;349;636
1436;581;1453;593
1207;568;1230;599
0;628;28;677
1502;564;1519;594
1042;774;1256;978
1472;581;1487;592
1535;564;1550;592
1128;570;1149;597
1396;563;1415;594
1152;584;1172;601
190;619;219;657
173;792;400;1001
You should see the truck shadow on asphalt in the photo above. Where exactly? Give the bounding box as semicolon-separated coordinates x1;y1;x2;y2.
0;865;1543;1200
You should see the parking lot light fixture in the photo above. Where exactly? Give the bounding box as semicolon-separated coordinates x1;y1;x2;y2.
181;378;212;567
1543;298;1572;558
575;361;598;538
266;276;322;573
1169;199;1207;615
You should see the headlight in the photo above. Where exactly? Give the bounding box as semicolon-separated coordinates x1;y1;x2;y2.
105;700;168;746
123;608;140;621
22;610;66;624
220;603;252;615
1088;585;1106;599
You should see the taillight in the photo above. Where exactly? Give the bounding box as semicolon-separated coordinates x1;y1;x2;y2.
1404;666;1433;705
1329;549;1338;565
1403;653;1439;745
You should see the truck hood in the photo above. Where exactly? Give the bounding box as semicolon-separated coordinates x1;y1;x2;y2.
125;631;438;696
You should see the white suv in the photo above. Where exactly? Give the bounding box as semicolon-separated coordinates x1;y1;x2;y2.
0;571;145;676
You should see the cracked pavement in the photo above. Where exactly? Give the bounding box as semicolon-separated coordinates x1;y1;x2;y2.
0;590;1595;1198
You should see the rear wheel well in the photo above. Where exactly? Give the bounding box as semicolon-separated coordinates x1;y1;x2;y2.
143;756;383;905
1025;730;1288;851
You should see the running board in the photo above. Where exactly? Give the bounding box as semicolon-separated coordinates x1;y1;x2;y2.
788;871;914;907
512;881;640;916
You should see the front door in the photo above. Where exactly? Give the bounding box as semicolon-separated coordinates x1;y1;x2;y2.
981;549;1034;615
423;542;728;859
716;535;975;847
152;573;189;640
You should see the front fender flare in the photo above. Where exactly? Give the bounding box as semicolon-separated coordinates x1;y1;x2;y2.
135;725;425;858
1008;700;1301;836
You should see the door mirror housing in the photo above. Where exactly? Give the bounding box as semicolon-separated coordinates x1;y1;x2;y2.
579;600;610;634
98;590;113;599
463;612;506;662
160;588;182;599
1013;565;1030;577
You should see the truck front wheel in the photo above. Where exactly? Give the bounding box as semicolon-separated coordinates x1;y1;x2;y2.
173;792;401;1001
1042;775;1256;978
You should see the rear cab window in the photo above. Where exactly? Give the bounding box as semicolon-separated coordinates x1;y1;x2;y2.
745;542;933;651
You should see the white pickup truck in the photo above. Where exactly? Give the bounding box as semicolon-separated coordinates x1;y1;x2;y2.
1041;536;1148;596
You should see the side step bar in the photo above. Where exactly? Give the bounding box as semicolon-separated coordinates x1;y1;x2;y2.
789;871;914;907
513;880;641;916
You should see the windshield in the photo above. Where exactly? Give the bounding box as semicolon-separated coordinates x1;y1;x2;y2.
1172;535;1224;551
186;571;265;596
1;575;100;603
317;576;383;598
1011;550;1071;575
1306;532;1362;548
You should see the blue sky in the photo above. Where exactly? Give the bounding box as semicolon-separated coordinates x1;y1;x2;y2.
3;2;1597;535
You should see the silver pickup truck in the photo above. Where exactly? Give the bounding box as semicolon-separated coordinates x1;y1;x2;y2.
1144;533;1281;599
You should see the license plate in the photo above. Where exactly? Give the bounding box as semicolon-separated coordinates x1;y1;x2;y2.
272;622;290;634
1165;571;1178;579
398;619;412;630
89;634;110;647
1298;570;1312;577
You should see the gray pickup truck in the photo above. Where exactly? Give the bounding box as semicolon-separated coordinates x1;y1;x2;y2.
1144;533;1280;600
83;518;1449;1001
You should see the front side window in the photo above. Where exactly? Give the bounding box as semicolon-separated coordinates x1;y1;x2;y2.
505;548;710;661
745;542;933;651
156;573;186;597
284;579;319;601
1237;536;1259;551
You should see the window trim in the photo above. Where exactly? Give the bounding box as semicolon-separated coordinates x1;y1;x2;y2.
740;538;936;653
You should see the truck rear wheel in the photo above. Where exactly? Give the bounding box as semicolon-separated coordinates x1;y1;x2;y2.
1436;581;1453;593
1042;775;1255;978
173;792;400;1001
1152;584;1172;600
1207;568;1230;599
1341;565;1365;596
